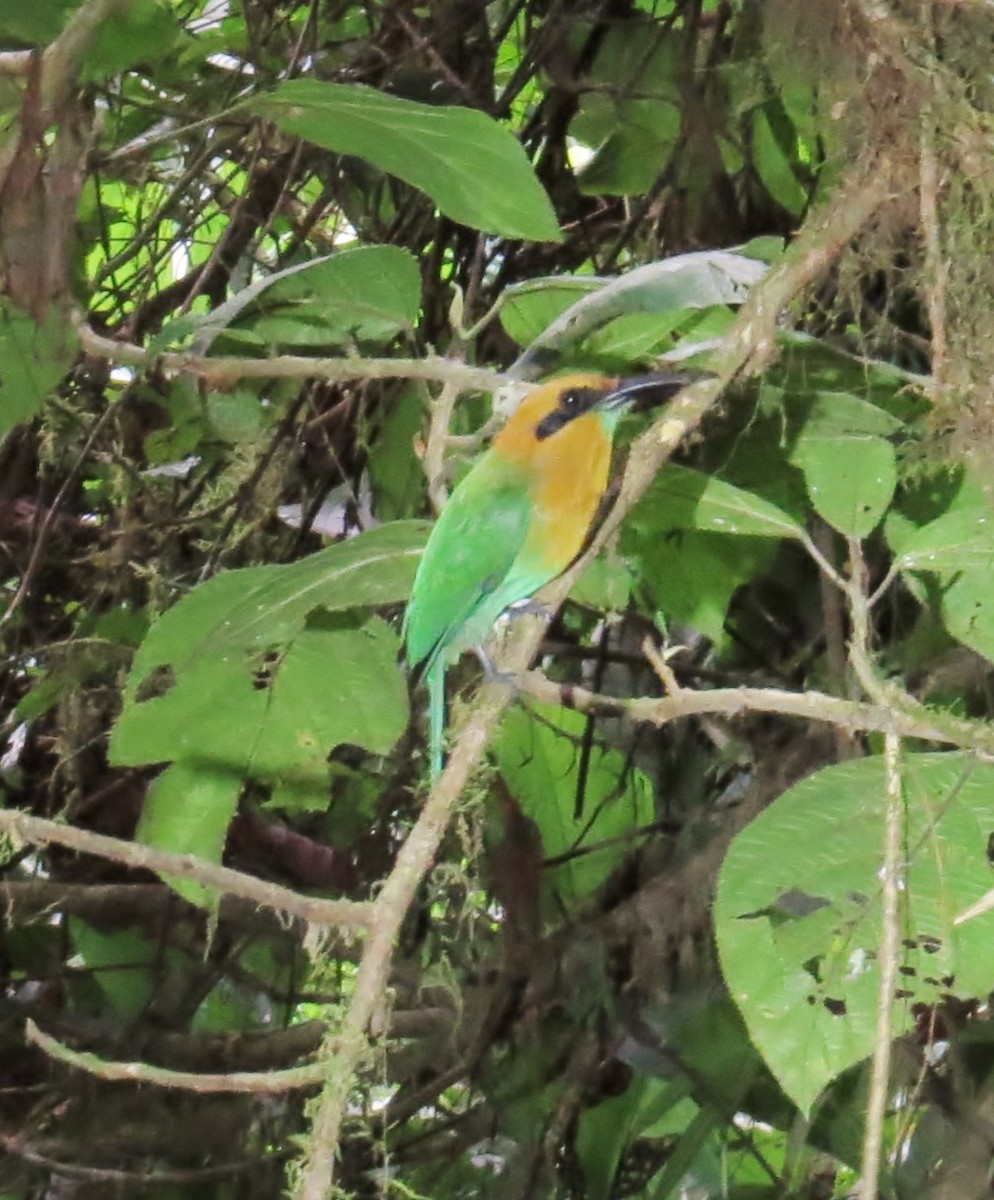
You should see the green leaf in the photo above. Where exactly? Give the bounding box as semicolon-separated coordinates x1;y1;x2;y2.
0;0;74;41
891;506;994;575
253;80;561;242
887;498;994;665
137;761;241;908
0;300;76;434
642;464;805;540
574;97;681;196
110;522;426;769
83;0;182;78
67;920;160;1021
790;433;896;538
512;251;765;373
500;277;603;348
367;387;428;521
715;752;994;1113
624;528;777;644
753;104;807;216
155;246;422;354
496;704;653;912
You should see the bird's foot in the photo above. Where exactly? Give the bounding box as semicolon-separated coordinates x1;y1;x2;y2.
471;645;518;692
505;597;554;622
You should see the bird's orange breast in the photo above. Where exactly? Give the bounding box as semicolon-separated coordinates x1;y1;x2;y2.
522;411;613;573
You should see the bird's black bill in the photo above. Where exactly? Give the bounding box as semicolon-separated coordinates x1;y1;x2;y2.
602;370;703;413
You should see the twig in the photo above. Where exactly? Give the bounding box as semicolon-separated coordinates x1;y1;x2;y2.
859;731;903;1199
918;1;948;394
0;402;114;630
422;380;461;512
24;1019;333;1093
0;811;372;931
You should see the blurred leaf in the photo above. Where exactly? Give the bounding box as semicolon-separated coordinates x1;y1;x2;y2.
639;464;805;540
254;80;561;242
891;506;994;574
207;389;265;443
624;528;776;643
67;920;160;1022
83;0;183;77
496;704;653;912
500;277;602;348
0;300;76;435
577;1077;684;1200
716;752;994;1113
0;0;75;41
512;251;766;374
137;760;241;907
367;386;425;521
753;103;807;216
575;97;681;196
156;246;421;355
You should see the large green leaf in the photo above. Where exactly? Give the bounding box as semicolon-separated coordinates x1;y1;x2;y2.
888;500;994;665
627;529;777;643
253;80;561;242
715;752;994;1114
110;522;426;770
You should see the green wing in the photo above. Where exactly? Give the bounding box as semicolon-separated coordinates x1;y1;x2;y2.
404;454;533;672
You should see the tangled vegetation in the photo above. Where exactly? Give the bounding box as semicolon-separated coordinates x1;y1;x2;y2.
3;1;994;1198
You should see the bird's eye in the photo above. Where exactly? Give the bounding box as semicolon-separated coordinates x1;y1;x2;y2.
561;389;580;408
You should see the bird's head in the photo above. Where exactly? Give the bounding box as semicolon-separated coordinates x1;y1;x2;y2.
495;371;692;460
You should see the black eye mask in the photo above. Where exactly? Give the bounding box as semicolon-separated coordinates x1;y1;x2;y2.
534;387;606;441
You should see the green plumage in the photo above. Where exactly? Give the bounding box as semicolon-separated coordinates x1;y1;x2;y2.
403;452;556;779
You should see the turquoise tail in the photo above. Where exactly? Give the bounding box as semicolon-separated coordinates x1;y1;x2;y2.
427;660;446;780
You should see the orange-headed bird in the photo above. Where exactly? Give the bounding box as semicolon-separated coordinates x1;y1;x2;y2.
404;372;690;778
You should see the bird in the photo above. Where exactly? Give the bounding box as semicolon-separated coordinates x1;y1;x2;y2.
403;371;691;779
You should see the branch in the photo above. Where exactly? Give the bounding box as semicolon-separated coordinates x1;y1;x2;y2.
291;151;896;1197
24;1019;333;1094
859;731;903;1199
0;811;372;931
76;320;509;393
517;669;994;753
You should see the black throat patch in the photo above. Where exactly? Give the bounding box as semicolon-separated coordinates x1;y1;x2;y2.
534;386;606;441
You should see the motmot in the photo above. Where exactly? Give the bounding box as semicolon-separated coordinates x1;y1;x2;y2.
403;371;690;779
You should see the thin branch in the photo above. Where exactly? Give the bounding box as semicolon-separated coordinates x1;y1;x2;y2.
859;731;903;1199
423;380;461;513
918;2;948;393
76;319;509;392
25;1019;333;1093
517;669;994;753
0;811;372;931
